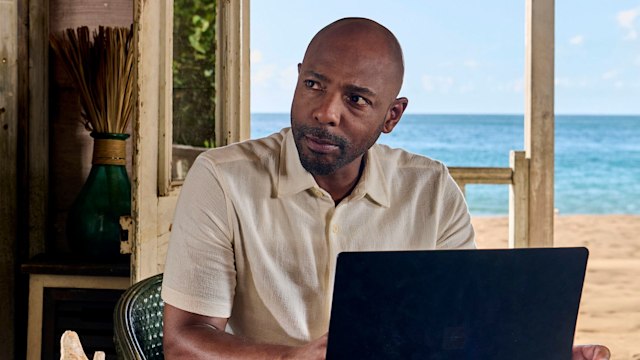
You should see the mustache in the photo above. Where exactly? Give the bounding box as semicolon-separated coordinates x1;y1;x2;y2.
296;125;347;148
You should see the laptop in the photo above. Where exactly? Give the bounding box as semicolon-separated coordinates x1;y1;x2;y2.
326;247;588;360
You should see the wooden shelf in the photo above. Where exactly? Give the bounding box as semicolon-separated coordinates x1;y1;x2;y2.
21;253;130;277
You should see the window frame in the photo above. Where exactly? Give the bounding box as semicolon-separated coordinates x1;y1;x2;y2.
158;0;251;196
133;0;250;280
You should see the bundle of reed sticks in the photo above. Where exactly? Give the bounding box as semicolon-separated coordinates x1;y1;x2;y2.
50;26;134;134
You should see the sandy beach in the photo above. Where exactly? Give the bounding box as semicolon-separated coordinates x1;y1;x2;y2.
471;215;640;359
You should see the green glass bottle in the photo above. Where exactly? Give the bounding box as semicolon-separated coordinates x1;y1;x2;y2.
67;132;131;259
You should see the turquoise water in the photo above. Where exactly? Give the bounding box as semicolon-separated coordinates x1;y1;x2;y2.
251;113;640;215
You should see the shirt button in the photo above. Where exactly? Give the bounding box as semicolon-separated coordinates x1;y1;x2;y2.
332;224;340;234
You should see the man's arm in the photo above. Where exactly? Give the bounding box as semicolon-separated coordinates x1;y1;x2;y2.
163;304;327;360
164;302;610;360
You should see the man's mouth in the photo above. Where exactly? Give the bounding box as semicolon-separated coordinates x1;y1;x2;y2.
305;134;340;154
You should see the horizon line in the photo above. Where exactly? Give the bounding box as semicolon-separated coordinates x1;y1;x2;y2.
250;111;640;117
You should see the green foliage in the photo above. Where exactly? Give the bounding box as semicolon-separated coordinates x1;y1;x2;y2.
173;0;216;147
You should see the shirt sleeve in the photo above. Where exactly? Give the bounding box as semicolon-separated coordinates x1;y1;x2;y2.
436;165;477;249
161;154;237;318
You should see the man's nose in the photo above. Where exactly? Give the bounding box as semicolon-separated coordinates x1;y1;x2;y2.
313;93;341;126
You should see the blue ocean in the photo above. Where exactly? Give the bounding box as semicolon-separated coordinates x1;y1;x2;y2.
251;113;640;215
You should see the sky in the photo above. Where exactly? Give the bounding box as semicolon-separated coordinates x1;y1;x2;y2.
250;0;640;115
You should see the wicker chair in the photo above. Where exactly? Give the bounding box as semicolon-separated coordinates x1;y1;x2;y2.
114;273;164;359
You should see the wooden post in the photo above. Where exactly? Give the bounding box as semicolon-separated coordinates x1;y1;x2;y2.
0;1;19;358
27;0;50;257
525;0;555;247
133;0;164;281
456;182;466;197
509;151;530;248
216;0;251;145
157;0;174;197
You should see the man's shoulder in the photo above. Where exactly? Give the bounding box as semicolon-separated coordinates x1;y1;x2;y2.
197;129;287;168
372;143;447;173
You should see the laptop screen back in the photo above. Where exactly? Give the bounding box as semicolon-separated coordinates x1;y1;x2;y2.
326;248;588;360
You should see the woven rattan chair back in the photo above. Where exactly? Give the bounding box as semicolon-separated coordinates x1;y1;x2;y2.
114;273;164;359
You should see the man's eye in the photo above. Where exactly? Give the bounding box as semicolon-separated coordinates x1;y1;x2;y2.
304;80;319;89
348;95;368;106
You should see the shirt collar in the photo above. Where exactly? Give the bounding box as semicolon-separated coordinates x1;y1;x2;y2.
276;128;390;208
276;128;318;197
356;145;391;207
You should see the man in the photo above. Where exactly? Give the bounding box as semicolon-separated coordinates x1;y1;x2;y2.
162;18;610;359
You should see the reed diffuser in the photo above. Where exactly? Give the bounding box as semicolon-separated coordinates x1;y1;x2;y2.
50;26;135;259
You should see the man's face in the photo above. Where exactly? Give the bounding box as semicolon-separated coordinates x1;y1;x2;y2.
290;28;404;176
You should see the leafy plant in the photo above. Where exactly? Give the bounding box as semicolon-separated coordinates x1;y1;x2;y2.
173;0;216;147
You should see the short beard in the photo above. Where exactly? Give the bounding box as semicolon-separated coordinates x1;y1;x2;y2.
291;122;382;176
292;124;349;175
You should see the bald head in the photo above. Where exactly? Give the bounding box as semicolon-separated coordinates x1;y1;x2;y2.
302;18;405;96
291;18;409;178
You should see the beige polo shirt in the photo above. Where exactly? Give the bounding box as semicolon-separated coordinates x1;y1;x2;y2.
162;128;475;346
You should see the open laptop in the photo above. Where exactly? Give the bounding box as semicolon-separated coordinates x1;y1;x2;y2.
326;247;588;360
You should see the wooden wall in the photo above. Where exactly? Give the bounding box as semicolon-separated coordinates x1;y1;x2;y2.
0;1;133;358
1;2;19;358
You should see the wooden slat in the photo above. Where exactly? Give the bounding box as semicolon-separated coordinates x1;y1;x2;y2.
156;191;178;272
27;0;49;257
157;232;171;271
216;0;250;145
157;0;174;196
48;0;133;32
157;192;179;236
525;0;555;247
449;167;513;197
0;2;18;358
509;151;530;247
133;0;163;282
449;167;513;184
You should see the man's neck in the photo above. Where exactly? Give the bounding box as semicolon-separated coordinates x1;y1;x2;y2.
313;155;366;204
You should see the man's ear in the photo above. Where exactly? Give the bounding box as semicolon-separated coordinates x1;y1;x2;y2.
382;97;409;133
